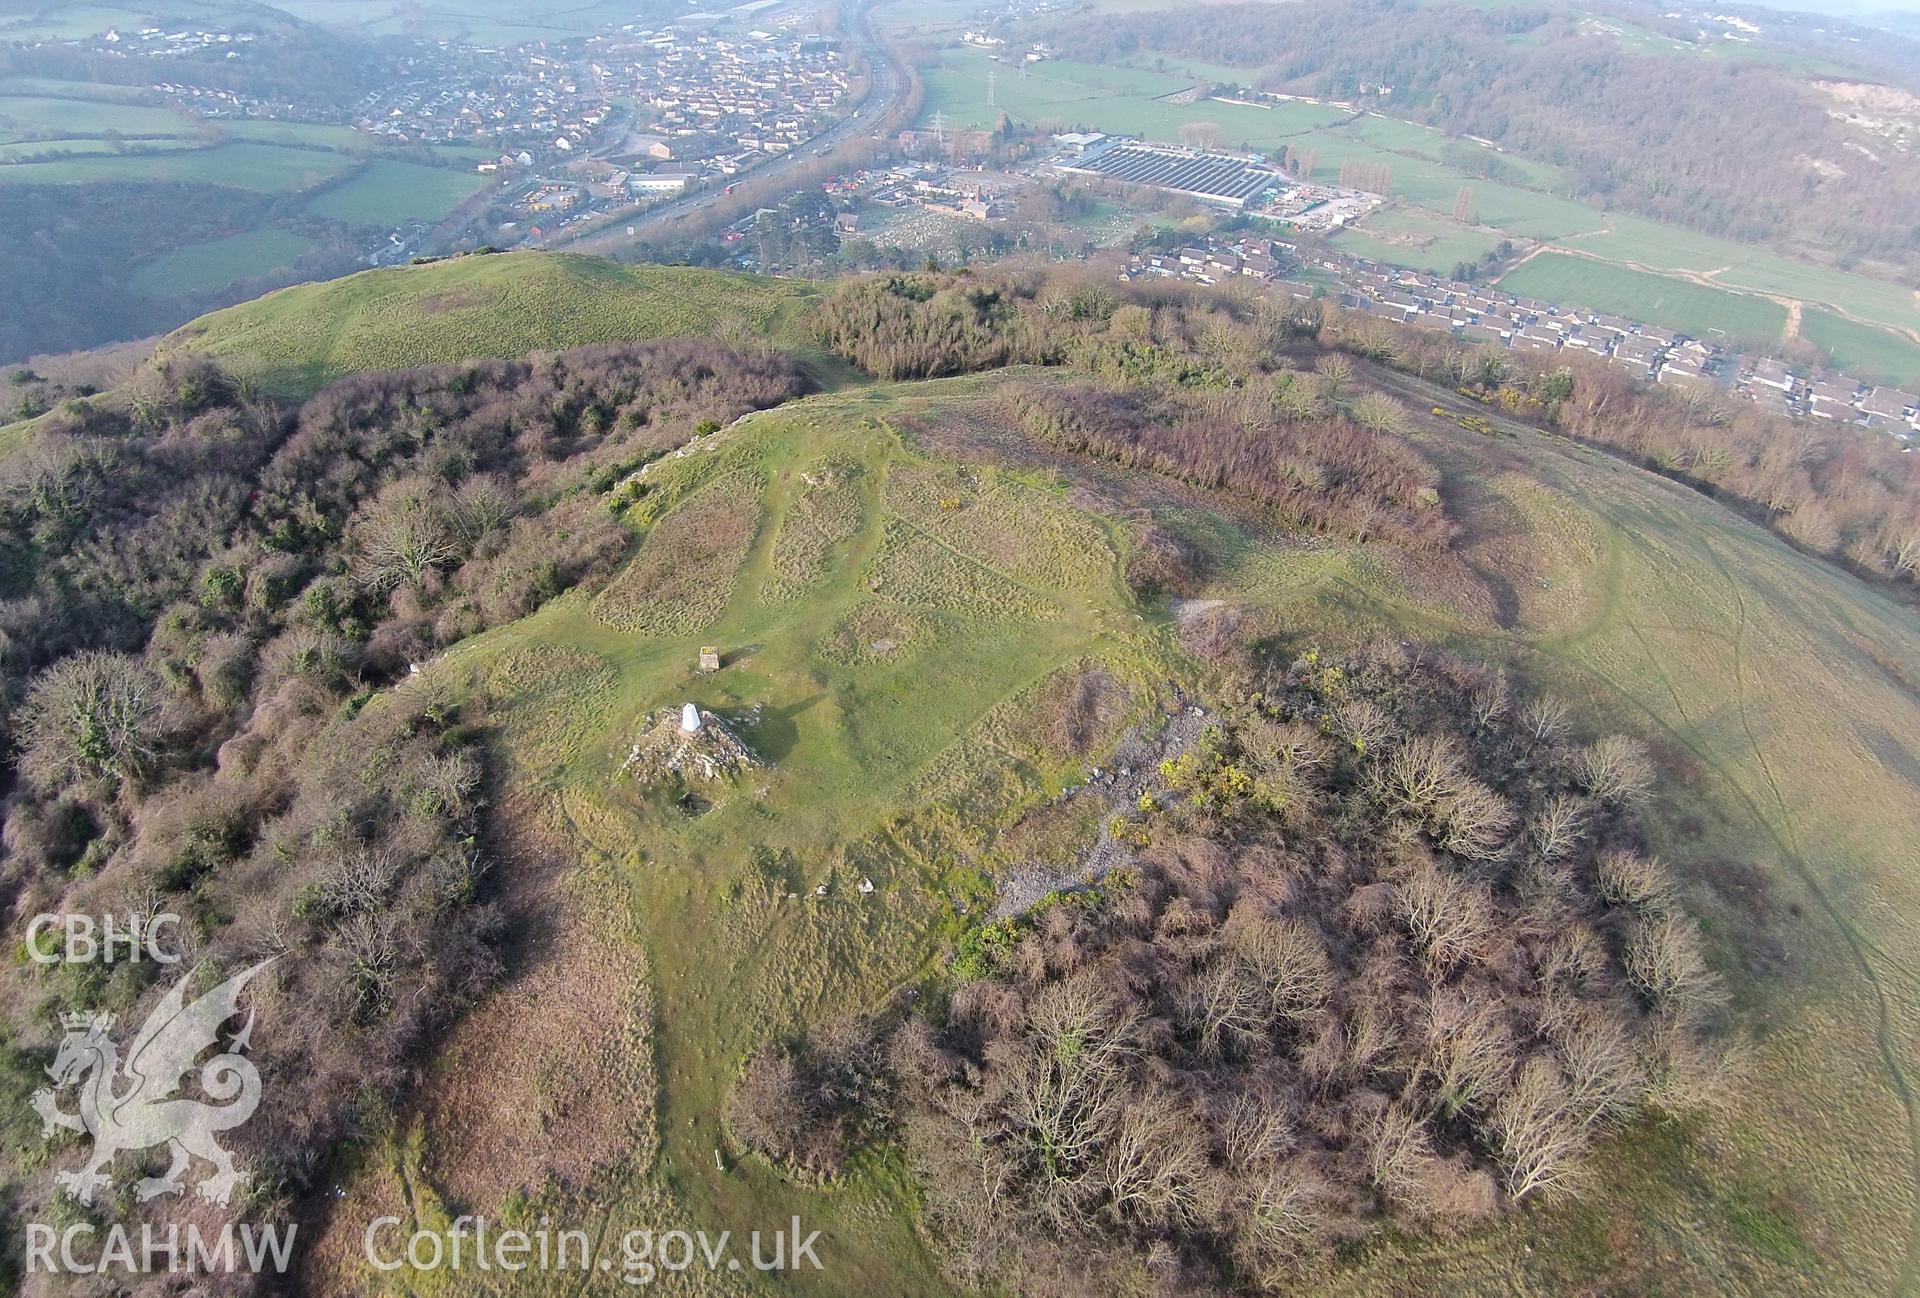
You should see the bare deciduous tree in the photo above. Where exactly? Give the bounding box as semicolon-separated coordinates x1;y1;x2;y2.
1572;734;1656;806
17;650;167;789
1594;848;1670;911
1527;793;1589;865
1379;734;1463;813
352;481;459;592
1537;920;1608;988
453;473;517;543
1641;1013;1736;1115
1438;776;1515;861
1350;390;1409;435
1229;1160;1330;1279
1468;670;1509;731
1097;1095;1208;1227
1412;987;1514;1118
1329;697;1394;755
1217;1088;1296;1172
1228;914;1333;1019
1360;1100;1437;1209
1397;864;1494;971
1622;914;1718;1018
1174;959;1268;1060
1344;1002;1402;1079
1010;976;1142;1178
326;909;402;1018
1519;694;1571;744
1488;1056;1589;1201
315;846;401;917
1315;352;1355;399
1554;1008;1646;1128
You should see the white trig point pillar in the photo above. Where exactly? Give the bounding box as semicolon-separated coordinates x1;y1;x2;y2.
681;703;703;734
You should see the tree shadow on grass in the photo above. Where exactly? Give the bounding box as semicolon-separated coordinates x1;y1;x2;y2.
744;691;827;764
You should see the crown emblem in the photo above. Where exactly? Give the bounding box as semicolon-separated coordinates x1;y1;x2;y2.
60;1010;114;1034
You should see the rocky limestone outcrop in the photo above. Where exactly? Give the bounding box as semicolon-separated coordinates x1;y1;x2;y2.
622;704;763;784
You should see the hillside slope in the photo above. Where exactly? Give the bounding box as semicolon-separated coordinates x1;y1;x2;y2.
6;262;1919;1297
292;365;1920;1297
160;251;824;396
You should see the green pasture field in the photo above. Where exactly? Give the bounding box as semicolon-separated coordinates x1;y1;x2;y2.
0;139;356;189
1333;206;1507;273
221;120;373;150
1499;253;1788;345
0;92;201;143
269;0;652;41
1800;308;1920;387
0;77;160;103
0;136;180;162
301;158;492;227
128;226;316;297
1557;216;1920;338
921;49;1349;138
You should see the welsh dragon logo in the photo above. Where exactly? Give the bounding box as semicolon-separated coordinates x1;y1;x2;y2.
32;959;274;1207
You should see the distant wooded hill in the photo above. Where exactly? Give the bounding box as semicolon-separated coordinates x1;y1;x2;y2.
1044;0;1920;271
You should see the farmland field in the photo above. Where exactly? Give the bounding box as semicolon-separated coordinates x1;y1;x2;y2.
221;120;374;151
0;77;160;103
0;76;501;362
0;136;178;162
913;44;1920;344
0;85;468;212
0;0;261;43
301;159;493;227
921;53;1602;243
1499;252;1789;344
128;226;315;297
1333;205;1506;273
272;0;650;41
0;139;356;189
1800;308;1920;387
1556;216;1920;337
1115;51;1266;83
0;93;200;142
921;49;1349;138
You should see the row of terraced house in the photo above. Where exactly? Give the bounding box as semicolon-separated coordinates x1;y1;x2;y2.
1123;236;1918;444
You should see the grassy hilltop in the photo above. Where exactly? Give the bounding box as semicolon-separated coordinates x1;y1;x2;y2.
4;255;1919;1297
162;252;827;397
308;363;1919;1297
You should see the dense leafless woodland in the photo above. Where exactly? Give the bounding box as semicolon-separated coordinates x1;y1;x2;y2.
817;270;1920;589
733;644;1727;1295
1009;380;1451;550
0;340;805;1282
1318;306;1920;586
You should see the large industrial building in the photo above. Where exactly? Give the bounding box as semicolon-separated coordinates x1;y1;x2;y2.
1052;138;1284;209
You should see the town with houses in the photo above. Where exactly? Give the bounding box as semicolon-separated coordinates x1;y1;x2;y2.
719;126;1920;446
352;14;849;198
863;128;1920;442
17;10;1919;446
1118;222;1920;443
81;4;851;250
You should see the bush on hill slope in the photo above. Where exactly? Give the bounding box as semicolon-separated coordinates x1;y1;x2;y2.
734;643;1726;1295
0;338;806;1277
